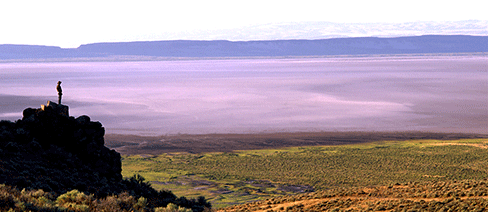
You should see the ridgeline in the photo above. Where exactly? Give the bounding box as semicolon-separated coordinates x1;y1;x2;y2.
1;35;487;60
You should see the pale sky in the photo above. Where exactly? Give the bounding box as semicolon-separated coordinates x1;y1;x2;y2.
0;0;486;48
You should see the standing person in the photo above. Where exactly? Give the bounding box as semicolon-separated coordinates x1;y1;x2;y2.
57;81;63;104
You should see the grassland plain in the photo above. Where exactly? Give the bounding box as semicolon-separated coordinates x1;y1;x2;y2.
121;138;488;208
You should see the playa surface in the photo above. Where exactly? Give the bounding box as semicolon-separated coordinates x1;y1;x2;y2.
1;55;487;135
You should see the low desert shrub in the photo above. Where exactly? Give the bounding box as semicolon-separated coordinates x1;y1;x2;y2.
56;189;93;212
0;184;211;212
155;203;192;212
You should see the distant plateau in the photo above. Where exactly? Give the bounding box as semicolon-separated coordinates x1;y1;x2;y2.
1;35;487;60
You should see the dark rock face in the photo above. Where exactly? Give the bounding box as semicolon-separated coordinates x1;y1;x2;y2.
0;102;121;195
0;102;212;211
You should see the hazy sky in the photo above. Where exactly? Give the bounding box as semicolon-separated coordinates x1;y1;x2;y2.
1;0;486;48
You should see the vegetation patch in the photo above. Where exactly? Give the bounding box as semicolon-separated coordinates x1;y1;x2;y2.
218;179;488;211
121;138;488;208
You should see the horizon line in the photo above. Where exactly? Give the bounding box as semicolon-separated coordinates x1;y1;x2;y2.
2;34;487;49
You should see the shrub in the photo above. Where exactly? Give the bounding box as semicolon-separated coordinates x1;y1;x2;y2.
135;197;148;211
155;203;192;212
56;189;93;212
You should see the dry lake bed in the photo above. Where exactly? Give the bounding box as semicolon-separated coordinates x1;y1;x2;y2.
1;55;487;135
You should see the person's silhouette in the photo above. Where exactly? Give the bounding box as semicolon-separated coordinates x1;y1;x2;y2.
57;81;63;104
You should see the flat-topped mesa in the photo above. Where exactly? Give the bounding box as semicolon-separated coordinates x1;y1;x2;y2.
40;101;69;117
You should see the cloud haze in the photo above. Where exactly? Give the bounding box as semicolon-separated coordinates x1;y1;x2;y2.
0;1;486;48
152;20;488;42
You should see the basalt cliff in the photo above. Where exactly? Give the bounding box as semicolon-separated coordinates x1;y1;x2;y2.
0;101;210;211
0;101;121;194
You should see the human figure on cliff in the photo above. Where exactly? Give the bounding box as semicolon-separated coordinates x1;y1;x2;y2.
56;81;63;104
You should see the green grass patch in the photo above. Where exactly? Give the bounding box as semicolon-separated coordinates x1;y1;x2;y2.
121;138;488;208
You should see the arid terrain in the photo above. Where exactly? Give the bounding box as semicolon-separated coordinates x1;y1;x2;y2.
115;132;488;209
105;131;488;155
217;179;488;211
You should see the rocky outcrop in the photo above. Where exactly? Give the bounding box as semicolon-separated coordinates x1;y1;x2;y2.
0;101;121;194
0;101;212;211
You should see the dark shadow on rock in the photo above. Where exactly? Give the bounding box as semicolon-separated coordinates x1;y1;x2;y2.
0;101;212;211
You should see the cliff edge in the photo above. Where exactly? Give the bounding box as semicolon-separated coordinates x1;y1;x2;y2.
0;101;121;194
0;101;211;211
